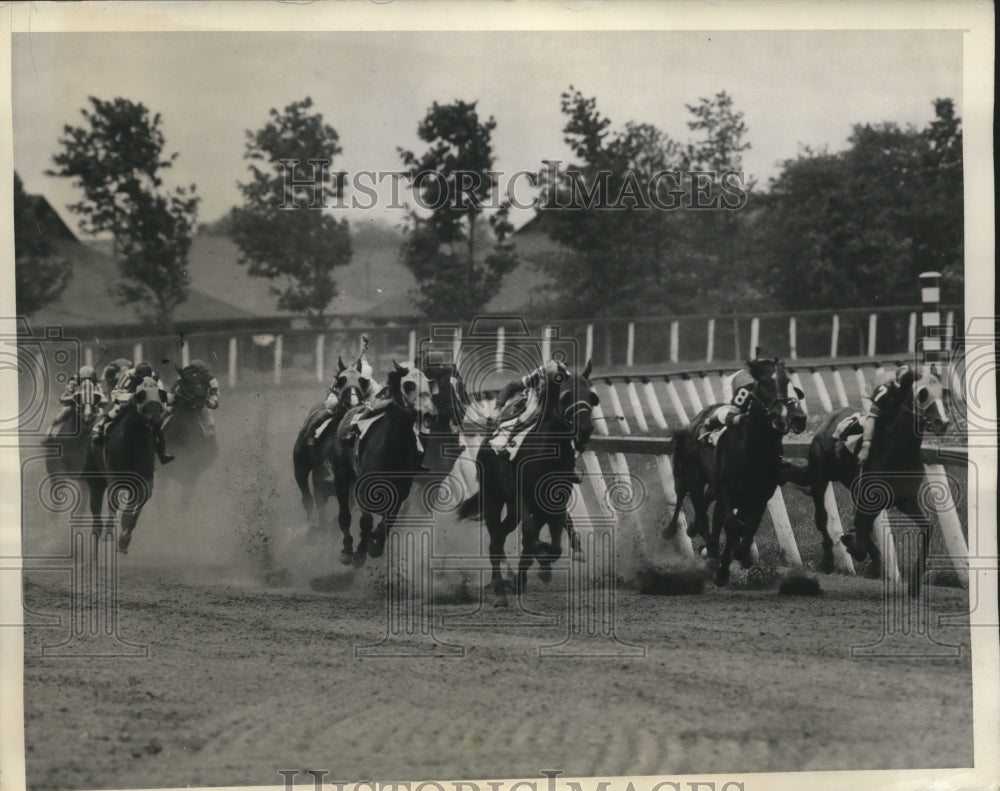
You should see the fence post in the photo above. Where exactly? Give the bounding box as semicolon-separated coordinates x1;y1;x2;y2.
663;376;689;425
706;318;715;363
84;346;94;368
811;368;834;413
681;374;704;413
923;463;969;585
453;326;462;364
789;316;797;360
180;339;190;368
831;367;849;408
822;484;856;573
641;380;668;430
669;320;679;364
867;313;878;357
585;323;594;363
626;322;635;367
315;333;325;383
749;316;760;357
541;325;552;362
604;382;631;435
228;337;237;388
920;271;946;375
132;343;143;364
907;311;917;353
766;489;802;566
624;379;648;433
853;365;867;403
273;335;283;386
408;330;417;363
700;372;717;405
830;314;840;358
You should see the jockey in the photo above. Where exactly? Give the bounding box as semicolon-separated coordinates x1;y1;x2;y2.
855;364;914;465
101;358;133;401
698;367;757;439
167;359;220;440
493;358;568;426
45;365;105;439
305;357;377;447
90;361;174;465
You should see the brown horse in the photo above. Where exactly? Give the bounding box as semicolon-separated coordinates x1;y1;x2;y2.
83;377;164;554
458;361;598;607
805;368;949;594
328;361;437;567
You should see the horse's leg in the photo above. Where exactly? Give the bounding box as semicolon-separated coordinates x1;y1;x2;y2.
536;513;565;584
368;500;400;560
334;475;354;566
733;499;768;569
293;443;316;526
811;475;836;574
516;510;541;596
88;477;106;538
705;491;725;562
843;508;881;577
714;492;739;587
691;486;712;550
566;512;584;562
355;511;374;567
896;497;930;598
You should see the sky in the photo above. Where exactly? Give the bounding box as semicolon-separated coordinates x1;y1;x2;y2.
12;29;963;230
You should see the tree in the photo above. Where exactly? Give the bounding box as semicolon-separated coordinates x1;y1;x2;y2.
398;100;518;318
230;97;352;327
48;96;198;328
750;99;963;310
536;88;757;316
13;173;72;316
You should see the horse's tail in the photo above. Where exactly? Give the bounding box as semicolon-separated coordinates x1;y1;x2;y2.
457;490;481;521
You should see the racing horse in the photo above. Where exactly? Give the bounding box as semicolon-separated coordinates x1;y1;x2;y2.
666;357;794;586
665;371;808;557
329;361;438;566
83;376;165;554
292;357;370;534
412;347;470;474
45;374;105;478
160;364;220;496
458;361;599;607
805;367;949;593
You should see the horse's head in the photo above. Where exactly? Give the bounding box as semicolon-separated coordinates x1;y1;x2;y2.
174;365;209;409
783;379;808;434
555;359;599;451
911;368;950;435
132;376;165;427
745;356;791;435
103;357;133;395
389;361;438;420
333;356;369;408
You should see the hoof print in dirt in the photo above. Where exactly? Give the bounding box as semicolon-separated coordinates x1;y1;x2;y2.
778;570;823;596
635;564;707;596
309;572;354;592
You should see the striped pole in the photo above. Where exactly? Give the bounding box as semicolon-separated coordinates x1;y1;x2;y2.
830;314;840;358
626;322;635;367
228;337;237;388
315;333;325;383
789;317;797;360
919;271;945;375
867;313;878;357
706;318;715;363
669;321;679;364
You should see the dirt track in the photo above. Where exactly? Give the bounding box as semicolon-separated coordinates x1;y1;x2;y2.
19;387;974;789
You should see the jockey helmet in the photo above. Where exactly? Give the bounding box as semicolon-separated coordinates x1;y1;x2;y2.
189;359;209;372
134;362;154;380
78;365;95;381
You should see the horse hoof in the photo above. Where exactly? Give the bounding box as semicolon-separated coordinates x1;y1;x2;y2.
714;566;730;587
339;551;353;567
368;544;384;560
571;550;586;563
494;596;509;608
538;566;552;585
820;555;835;575
351;553;367;569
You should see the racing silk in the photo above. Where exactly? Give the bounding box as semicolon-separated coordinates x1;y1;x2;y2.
494;360;567;421
112;368;168;405
58;375;108;409
864;365;913;419
174;369;221;409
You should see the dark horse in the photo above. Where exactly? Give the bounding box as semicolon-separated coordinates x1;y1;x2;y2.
666;370;807;559
329;361;438;566
161;366;220;495
805;367;949;593
45;375;104;479
458;361;598;608
292;357;369;534
412;347;470;473
665;357;794;586
83;377;165;554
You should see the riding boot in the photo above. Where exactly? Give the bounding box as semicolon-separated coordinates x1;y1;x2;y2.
156;429;175;465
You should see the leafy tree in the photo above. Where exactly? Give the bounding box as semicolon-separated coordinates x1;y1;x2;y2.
48;96;198;328
13;173;72;316
398;100;518;318
230;97;352;327
536;88;756;316
750;99;963;310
